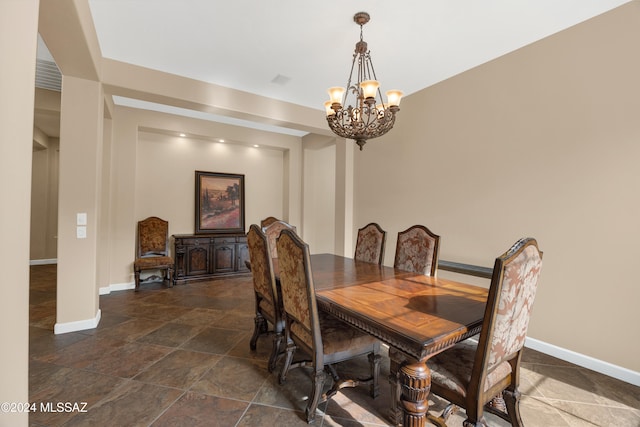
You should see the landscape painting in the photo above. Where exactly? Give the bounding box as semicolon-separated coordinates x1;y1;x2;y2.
195;171;245;234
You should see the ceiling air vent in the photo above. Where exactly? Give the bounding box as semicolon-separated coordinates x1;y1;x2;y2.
35;59;62;92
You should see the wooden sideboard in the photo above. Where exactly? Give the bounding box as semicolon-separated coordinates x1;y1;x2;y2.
172;233;250;285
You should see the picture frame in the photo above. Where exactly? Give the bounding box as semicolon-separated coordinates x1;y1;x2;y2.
194;171;245;234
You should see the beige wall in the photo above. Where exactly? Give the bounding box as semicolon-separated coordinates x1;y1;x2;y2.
354;3;640;372
303;143;337;254
30;137;59;261
30;88;62;262
300;133;357;256
105;106;304;287
1;2;38;425
135;131;285;240
96;116;113;290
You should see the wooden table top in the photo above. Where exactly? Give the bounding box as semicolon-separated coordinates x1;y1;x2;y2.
304;254;489;361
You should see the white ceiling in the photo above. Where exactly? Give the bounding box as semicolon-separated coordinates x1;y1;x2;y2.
37;1;631;137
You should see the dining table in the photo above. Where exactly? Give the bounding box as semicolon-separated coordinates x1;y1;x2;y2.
274;253;489;427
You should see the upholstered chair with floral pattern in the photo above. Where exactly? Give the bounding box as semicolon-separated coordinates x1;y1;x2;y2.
426;237;543;427
393;224;440;275
247;224;284;372
260;216;280;228
263;220;297;259
354;223;387;265
276;228;381;423
133;216;174;291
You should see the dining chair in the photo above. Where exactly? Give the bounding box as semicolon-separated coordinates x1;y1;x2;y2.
276;228;381;423
394;224;440;275
426;237;543;427
247;224;284;372
263;220;297;259
354;222;387;265
133;216;174;291
260;216;280;228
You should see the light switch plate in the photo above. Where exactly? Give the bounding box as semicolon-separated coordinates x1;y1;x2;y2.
76;226;87;239
77;213;87;226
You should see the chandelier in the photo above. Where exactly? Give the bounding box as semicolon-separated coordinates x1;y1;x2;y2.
325;12;403;151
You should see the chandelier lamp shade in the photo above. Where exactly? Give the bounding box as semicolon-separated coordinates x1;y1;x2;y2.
325;12;403;150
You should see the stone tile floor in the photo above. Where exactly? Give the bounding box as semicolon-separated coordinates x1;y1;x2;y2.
29;264;640;426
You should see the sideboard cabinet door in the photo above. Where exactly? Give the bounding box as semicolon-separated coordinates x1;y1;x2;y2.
213;239;236;274
186;245;209;276
236;239;250;273
172;233;249;284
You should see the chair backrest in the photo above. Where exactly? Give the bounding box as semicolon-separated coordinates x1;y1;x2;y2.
247;224;279;317
393;225;440;275
354;223;387;265
263;220;297;259
276;228;322;360
260;216;280;228
474;238;543;385
137;216;169;257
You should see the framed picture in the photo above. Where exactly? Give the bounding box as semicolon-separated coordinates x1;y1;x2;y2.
195;171;245;234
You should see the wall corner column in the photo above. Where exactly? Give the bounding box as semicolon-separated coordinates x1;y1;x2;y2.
55;76;103;333
0;1;39;425
334;138;355;256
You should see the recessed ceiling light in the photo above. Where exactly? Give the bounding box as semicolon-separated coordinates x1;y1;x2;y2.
179;133;186;137
253;144;259;148
218;139;225;143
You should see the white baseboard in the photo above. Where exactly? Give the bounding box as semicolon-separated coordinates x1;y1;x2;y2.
54;309;101;335
30;258;57;265
525;337;640;387
99;282;135;295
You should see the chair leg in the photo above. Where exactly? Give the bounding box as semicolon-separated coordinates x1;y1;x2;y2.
368;351;382;398
268;332;283;373
167;267;174;288
250;314;266;351
388;348;409;426
503;389;524;427
134;270;140;291
279;339;296;385
441;404;460;423
462;420;486;427
390;374;402;426
305;369;327;423
462;401;486;427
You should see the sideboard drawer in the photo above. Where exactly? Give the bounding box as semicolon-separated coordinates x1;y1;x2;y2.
213;237;236;245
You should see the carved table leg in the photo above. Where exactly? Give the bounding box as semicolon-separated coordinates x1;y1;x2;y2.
388;349;432;426
398;360;431;427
